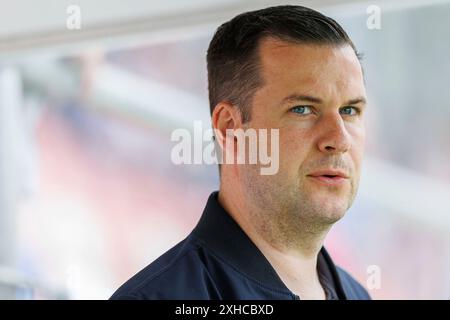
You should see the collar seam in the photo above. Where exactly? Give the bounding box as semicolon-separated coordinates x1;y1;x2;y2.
192;233;295;297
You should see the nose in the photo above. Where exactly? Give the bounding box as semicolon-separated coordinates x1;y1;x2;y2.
316;114;351;155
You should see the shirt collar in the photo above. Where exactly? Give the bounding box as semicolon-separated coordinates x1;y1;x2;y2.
192;191;347;298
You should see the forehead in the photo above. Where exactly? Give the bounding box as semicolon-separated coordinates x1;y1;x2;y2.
257;37;365;99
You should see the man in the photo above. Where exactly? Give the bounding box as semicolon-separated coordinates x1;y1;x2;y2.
111;5;370;300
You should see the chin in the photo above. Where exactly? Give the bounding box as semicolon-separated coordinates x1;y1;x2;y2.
315;200;348;224
323;211;346;224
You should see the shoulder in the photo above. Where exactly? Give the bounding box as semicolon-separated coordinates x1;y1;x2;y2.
110;235;220;300
335;266;371;300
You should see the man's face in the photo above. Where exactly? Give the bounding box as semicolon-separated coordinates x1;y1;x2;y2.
241;38;366;228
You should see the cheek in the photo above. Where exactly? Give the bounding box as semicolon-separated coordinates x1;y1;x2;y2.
352;122;366;145
279;128;312;168
351;122;365;149
348;124;366;172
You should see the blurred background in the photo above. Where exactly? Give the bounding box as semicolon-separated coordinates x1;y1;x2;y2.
0;0;449;299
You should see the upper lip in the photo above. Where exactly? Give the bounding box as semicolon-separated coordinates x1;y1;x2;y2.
307;169;349;179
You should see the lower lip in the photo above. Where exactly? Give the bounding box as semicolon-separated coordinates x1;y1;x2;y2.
307;176;348;186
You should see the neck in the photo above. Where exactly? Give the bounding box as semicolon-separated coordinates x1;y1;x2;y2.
218;179;330;300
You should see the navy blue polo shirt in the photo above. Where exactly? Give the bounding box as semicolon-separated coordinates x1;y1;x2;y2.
110;192;371;300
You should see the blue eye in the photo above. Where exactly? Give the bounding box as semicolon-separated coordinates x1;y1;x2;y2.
290;106;313;115
340;106;360;115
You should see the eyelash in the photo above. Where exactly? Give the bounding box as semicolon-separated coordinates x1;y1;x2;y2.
290;106;362;116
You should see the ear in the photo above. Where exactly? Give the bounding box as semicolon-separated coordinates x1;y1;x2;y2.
211;102;242;163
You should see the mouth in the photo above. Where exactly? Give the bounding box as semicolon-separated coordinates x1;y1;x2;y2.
306;170;349;186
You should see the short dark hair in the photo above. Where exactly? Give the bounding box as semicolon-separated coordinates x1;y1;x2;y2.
206;5;361;122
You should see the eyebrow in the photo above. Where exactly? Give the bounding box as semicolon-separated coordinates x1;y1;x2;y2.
281;94;367;106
